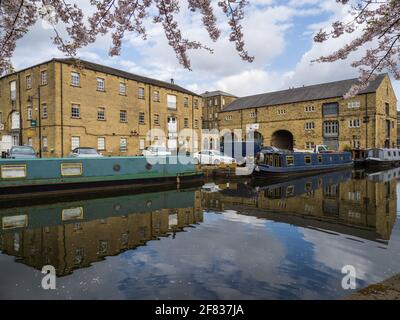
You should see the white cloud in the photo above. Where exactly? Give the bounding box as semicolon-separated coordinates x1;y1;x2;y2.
214;69;283;96
8;0;399;102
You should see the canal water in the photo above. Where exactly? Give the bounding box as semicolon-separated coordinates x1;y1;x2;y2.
1;168;400;299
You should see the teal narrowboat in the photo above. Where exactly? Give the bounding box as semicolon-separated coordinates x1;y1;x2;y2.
0;156;202;199
0;188;198;233
254;149;353;178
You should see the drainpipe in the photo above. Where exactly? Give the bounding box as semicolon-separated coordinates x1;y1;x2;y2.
38;85;42;158
148;85;152;132
17;74;23;145
365;94;368;148
192;96;195;153
240;110;243;141
60;63;64;157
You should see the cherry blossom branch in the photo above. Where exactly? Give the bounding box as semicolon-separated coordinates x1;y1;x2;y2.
0;0;254;75
313;0;400;97
218;0;254;63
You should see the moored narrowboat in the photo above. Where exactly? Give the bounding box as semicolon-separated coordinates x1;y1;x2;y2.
253;148;353;178
0;156;203;200
363;148;400;169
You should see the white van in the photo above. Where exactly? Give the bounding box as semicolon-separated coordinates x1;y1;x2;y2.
0;135;12;157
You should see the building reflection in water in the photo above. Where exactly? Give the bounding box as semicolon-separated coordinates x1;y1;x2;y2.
202;168;398;243
1;168;398;279
0;189;203;277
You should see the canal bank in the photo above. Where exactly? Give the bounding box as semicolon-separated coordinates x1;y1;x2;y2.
345;274;400;300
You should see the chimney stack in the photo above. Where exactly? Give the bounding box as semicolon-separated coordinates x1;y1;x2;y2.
170;78;174;84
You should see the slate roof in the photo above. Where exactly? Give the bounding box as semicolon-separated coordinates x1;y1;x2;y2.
0;57;199;97
222;74;387;112
55;58;199;96
201;90;237;98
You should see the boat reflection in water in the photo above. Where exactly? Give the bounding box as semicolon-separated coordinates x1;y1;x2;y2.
202;168;398;243
0;189;203;277
0;168;399;299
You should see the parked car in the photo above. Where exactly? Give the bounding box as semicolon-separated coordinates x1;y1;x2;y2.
193;150;236;165
69;147;103;158
142;146;172;157
7;146;37;159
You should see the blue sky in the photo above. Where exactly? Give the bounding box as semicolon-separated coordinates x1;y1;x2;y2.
11;0;400;100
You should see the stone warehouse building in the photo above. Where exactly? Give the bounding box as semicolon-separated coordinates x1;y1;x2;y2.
201;90;237;130
0;191;202;276
0;58;202;157
201;173;396;241
219;74;397;151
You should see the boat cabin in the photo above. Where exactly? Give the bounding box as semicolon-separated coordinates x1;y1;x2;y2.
256;150;352;168
366;148;400;162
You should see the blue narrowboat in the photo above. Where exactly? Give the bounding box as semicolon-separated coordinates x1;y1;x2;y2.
253;148;353;178
0;156;202;200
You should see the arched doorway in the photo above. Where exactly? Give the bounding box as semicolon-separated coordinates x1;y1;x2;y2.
271;130;294;150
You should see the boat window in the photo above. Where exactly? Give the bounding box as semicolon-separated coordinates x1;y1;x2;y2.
286;156;294;166
305;155;312;165
318;155;323;164
305;182;312;191
61;163;83;176
286;186;294;196
1;165;27;179
265;187;282;198
269;154;274;166
388;151;391;156
274;154;282;167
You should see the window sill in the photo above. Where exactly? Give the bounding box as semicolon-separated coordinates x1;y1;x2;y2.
97;89;106;93
120;121;128;124
71;117;81;119
71;84;81;88
139;123;146;125
119;93;127;96
97;119;106;121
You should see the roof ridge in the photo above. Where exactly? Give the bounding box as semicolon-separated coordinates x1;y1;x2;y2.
234;73;387;101
55;57;200;96
222;74;388;112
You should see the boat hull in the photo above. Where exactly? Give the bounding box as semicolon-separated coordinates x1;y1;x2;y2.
253;162;353;179
364;159;400;170
0;156;203;201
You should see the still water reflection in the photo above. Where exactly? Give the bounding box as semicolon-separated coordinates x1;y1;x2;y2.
1;168;400;299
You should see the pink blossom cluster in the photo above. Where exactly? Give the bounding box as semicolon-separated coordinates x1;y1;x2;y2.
0;0;254;74
314;0;400;97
